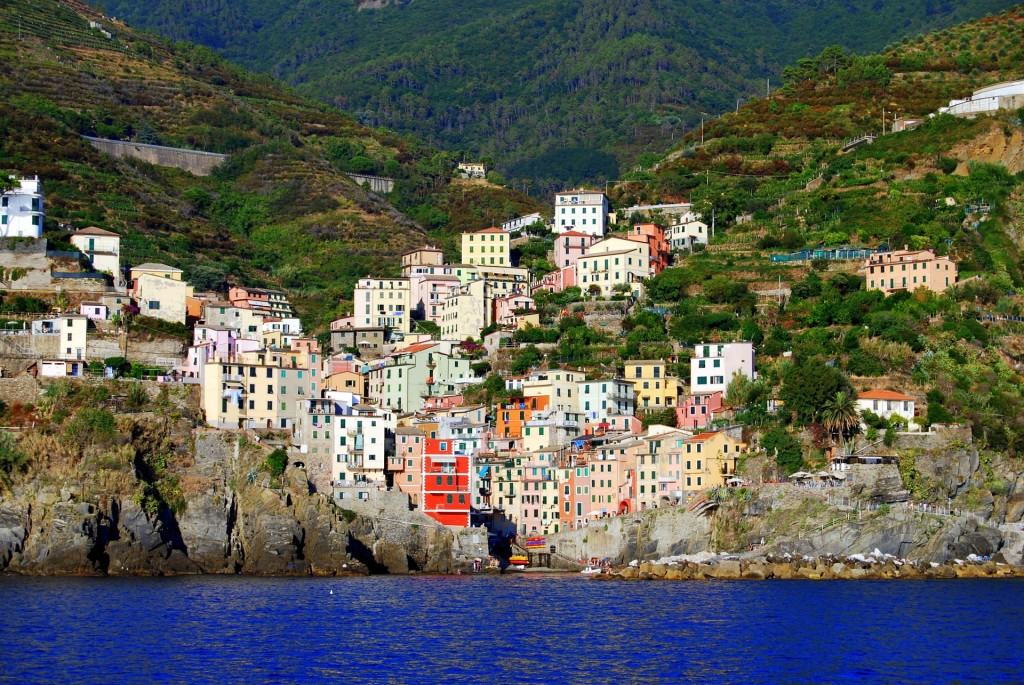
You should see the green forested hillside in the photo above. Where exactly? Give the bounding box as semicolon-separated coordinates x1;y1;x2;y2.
0;0;540;327
97;0;1021;186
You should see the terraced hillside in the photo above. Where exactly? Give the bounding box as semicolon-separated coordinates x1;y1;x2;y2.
97;0;1022;186
0;0;541;326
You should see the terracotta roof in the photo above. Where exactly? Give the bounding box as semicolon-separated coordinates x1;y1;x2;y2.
474;227;506;234
690;431;720;442
858;390;914;401
394;342;437;355
559;230;592;238
73;226;119;237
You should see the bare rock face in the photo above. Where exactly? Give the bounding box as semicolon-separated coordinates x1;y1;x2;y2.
1;429;457;576
0;503;29;569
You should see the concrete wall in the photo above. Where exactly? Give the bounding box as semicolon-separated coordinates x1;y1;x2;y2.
82;137;227;176
345;173;395;194
88;336;185;367
0;375;41;407
0;238;53;290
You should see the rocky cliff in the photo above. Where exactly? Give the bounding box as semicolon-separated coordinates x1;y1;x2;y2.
0;423;454;576
551;429;1024;567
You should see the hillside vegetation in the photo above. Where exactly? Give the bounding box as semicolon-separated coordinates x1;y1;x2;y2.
97;0;1020;186
0;0;541;326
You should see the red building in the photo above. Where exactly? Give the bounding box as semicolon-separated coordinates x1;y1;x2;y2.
421;438;472;528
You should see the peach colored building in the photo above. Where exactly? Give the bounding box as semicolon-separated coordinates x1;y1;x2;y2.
393;427;426;506
864;247;957;295
628;223;671;275
401;245;445;274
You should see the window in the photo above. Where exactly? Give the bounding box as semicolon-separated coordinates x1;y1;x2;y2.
148;301;160;310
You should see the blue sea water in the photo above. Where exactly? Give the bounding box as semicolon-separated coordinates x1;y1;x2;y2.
1;575;1022;684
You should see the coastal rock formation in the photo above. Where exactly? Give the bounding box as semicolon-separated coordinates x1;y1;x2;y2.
0;427;453;576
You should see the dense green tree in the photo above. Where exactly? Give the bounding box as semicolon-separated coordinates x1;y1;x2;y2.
780;359;854;426
762;427;804;475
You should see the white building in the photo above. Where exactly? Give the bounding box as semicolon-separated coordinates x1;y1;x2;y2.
1;177;44;238
457;162;487;179
70;227;121;283
353;277;412;334
576;378;635;423
690;342;756;395
667;219;709;251
31;316;88;361
554;190;608;237
330;398;395;488
856;390;916;427
501;212;545;233
939;79;1024;118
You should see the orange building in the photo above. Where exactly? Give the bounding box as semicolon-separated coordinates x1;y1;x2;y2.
864;247;957;295
496;395;550;439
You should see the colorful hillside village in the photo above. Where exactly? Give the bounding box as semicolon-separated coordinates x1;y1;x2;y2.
1;177;958;539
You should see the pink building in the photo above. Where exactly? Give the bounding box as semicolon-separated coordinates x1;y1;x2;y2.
532;266;576;295
677;391;724;430
494;292;536;327
554;231;595;270
864;247;958;295
79;302;108;321
394;427;426;506
410;273;461;323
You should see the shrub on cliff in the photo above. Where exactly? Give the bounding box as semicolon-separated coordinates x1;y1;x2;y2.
0;430;27;479
64;408;118;449
265;448;287;478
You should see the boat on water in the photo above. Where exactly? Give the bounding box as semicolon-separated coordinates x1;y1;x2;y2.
580;565;603;576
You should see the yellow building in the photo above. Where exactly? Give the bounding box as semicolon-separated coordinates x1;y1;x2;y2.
324;370;365;395
202;348;320;432
354;277;412;333
625;360;681;411
681;429;747;495
461;227;510;267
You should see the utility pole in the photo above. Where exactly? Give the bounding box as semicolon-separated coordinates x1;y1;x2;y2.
766;78;770;97
881;108;886;135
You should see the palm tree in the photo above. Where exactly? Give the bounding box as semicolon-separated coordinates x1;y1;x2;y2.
821;391;861;450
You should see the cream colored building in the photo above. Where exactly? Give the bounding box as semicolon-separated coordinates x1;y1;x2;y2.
864;248;957;295
131;263;193;325
439;279;487;341
576;237;650;299
354;277;412;333
461;227;510;267
522;368;586;412
202;347;320;432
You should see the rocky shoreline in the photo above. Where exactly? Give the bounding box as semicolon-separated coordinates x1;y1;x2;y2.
593;555;1024;581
